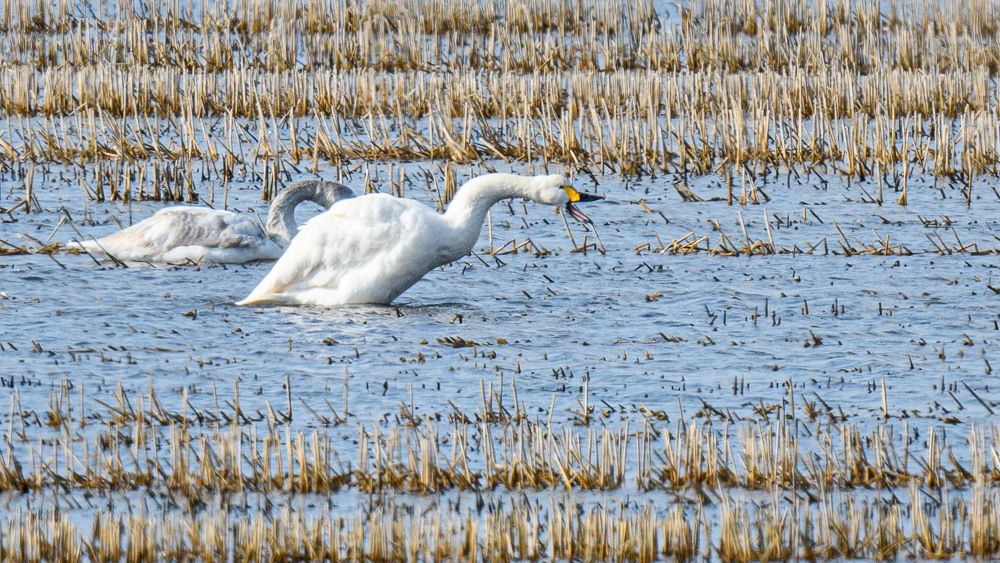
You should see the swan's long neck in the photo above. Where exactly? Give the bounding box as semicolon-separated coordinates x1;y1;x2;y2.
442;176;538;258
266;181;351;246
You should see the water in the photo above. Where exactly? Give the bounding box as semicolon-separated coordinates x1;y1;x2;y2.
2;165;999;554
5;167;1000;421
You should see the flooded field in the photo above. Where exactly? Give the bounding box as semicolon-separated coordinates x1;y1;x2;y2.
5;166;1000;560
3;0;1000;560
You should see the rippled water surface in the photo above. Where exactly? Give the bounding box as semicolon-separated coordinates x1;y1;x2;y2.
4;167;999;444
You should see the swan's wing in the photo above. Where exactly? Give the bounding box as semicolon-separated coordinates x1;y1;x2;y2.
114;208;267;250
239;195;421;305
71;207;278;262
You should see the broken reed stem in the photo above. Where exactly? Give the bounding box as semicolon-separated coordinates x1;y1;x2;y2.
881;377;889;421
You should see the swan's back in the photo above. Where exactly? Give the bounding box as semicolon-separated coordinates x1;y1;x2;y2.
69;207;282;263
67;179;356;264
239;194;449;305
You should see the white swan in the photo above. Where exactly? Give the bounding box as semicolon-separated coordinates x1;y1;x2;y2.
237;173;602;306
66;180;355;264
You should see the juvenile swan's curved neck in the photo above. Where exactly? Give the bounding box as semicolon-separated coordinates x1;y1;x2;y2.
266;181;351;246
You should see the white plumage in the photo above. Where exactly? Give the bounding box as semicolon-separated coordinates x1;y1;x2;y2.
238;173;601;306
66;180;354;264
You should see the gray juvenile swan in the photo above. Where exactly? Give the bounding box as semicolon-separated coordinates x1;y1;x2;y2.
238;173;602;306
66;180;355;264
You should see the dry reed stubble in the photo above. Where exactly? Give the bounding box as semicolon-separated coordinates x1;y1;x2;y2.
2;0;1000;200
0;376;997;559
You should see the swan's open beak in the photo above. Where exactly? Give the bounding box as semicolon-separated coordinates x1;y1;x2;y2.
562;186;603;223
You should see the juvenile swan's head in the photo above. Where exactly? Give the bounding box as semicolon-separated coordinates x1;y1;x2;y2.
531;174;603;223
315;182;356;207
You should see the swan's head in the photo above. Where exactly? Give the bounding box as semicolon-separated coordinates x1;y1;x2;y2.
314;182;356;207
531;174;603;223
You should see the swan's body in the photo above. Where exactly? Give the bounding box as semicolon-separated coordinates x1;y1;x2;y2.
66;180;354;264
238;173;601;306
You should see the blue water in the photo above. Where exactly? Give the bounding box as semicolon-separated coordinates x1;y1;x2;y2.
3;166;998;443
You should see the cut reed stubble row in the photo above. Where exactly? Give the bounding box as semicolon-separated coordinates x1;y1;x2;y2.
4;65;994;121
3;486;1000;562
3;378;1000;560
5;380;1000;496
1;0;997;74
3;69;999;183
0;0;656;37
